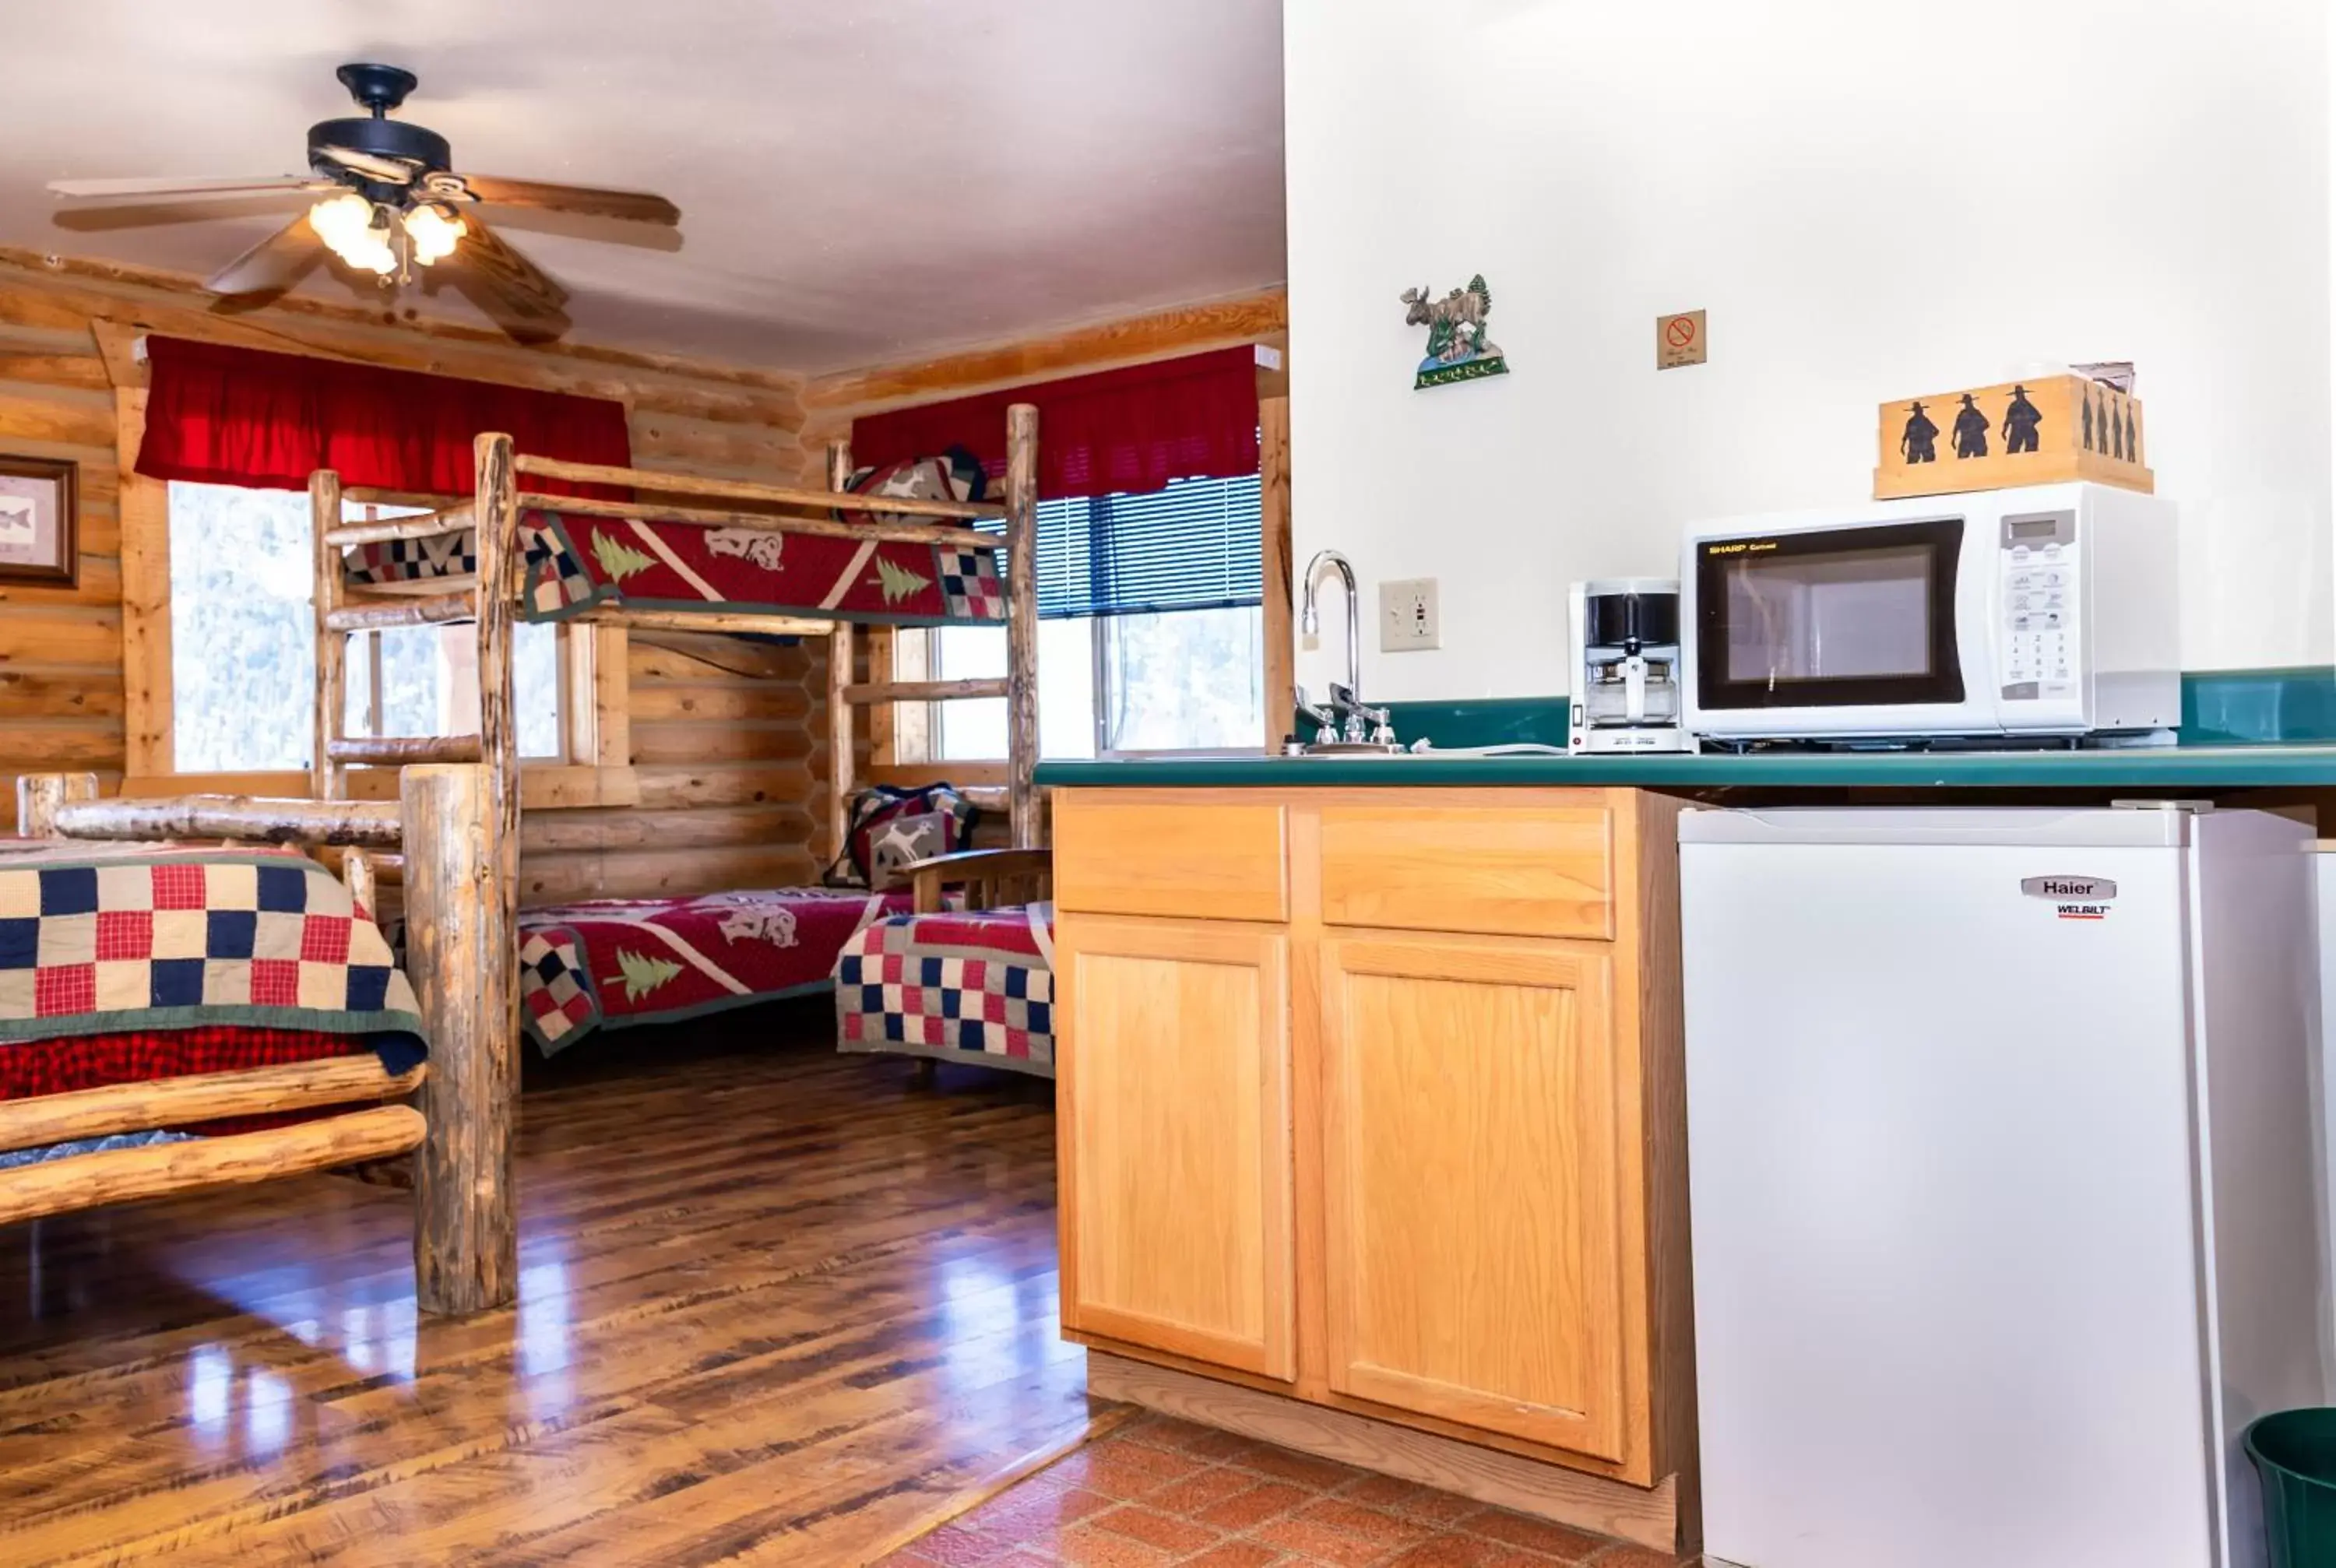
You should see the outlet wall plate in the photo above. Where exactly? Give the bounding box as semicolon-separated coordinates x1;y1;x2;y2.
1381;578;1441;652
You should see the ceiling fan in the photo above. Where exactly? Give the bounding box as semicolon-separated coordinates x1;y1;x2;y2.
46;62;682;343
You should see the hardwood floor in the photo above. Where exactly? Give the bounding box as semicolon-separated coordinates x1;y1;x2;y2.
0;1019;1098;1566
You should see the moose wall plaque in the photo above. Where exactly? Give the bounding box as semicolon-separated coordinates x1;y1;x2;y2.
1401;275;1509;389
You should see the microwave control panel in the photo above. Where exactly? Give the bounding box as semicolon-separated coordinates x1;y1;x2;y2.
1997;509;2080;712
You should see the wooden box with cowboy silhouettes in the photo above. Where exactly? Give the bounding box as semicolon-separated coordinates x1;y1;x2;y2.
1874;374;2151;501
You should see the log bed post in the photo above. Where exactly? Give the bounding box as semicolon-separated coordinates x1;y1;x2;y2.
1004;403;1041;849
16;772;97;838
827;439;856;866
311;469;347;802
473;433;522;885
401;763;518;1314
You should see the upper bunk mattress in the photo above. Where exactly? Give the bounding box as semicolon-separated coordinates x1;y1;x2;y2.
346;508;1008;628
0;842;427;1095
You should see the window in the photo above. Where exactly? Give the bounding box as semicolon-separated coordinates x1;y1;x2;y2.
933;472;1265;758
167;482;561;773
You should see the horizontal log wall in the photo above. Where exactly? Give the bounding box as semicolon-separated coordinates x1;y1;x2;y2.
0;253;832;900
0;292;125;825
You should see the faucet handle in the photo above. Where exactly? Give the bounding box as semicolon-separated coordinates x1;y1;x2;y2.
1294;684;1339;746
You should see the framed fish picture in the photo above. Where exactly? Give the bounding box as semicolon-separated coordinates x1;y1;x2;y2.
0;455;77;587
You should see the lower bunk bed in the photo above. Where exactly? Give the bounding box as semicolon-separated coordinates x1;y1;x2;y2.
510;784;994;1056
0;838;428;1224
516;887;913;1054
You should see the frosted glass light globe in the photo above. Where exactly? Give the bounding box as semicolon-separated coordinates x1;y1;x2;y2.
308;192;396;276
403;204;466;265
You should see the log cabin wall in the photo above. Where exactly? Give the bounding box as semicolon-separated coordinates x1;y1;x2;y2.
0;250;829;902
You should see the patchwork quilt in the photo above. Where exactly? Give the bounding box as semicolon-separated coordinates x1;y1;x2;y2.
345;508;1008;628
0;844;424;1070
519;887;913;1056
833;903;1055;1079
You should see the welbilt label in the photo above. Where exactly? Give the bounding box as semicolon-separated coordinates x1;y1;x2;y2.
2022;875;2117;920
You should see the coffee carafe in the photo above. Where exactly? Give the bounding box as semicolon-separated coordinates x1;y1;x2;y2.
1566;578;1688;754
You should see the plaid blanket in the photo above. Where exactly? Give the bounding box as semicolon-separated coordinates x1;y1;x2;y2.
0;844;424;1070
0;1022;415;1102
345;509;1008;628
519;888;910;1056
834;903;1054;1078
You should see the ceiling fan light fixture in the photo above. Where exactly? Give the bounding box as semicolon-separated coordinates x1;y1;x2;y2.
402;202;466;265
308;190;396;275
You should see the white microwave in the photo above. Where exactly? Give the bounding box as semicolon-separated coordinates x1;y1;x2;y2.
1680;483;2179;744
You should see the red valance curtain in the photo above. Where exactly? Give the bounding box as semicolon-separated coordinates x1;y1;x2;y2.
850;346;1259;501
135;336;631;498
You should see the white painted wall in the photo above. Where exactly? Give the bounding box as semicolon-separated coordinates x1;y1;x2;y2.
1286;0;2333;701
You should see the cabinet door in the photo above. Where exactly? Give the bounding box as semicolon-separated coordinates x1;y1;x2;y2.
1318;935;1631;1461
1057;916;1296;1380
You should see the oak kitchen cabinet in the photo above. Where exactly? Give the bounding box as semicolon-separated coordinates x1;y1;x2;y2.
1052;786;1694;1546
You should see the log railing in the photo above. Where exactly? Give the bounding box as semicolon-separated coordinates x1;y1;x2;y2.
0;1056;426;1155
0;1109;427;1229
51;794;403;847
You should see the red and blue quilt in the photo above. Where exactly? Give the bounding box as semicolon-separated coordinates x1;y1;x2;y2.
833;903;1054;1078
518;887;912;1055
0;842;427;1093
344;508;1008;628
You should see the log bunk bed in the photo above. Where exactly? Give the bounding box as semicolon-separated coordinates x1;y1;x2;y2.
2;406;1046;1316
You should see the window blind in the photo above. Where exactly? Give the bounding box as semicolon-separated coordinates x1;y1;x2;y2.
972;472;1264;620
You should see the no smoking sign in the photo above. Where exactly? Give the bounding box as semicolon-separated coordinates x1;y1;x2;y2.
1657;308;1707;370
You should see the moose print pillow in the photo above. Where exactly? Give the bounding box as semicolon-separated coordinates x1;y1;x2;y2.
827;783;980;889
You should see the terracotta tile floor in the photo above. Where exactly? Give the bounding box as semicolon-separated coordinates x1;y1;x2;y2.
878;1411;1695;1567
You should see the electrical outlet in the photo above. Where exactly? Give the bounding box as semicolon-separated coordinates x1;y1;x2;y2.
1380;578;1440;652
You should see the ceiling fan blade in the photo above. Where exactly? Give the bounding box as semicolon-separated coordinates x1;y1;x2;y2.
49;174;329;201
461;203;684;251
204;214;325;296
455;174;679;226
440;217;573;342
315;145;419;184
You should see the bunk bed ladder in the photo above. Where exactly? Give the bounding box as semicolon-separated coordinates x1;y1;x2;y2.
821;404;1043;864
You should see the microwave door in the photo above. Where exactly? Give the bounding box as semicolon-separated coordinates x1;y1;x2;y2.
1694;517;1979;733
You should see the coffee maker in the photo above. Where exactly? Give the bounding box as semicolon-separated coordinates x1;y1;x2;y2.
1566;578;1688;754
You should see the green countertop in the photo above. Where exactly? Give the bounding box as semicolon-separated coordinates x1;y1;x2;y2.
1036;744;2336;792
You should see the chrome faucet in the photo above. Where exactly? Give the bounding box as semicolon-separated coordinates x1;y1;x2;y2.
1300;549;1394;747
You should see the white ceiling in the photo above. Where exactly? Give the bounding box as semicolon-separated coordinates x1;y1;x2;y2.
2;1;1288;374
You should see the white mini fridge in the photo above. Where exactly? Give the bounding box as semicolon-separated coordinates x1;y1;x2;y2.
1678;805;2330;1568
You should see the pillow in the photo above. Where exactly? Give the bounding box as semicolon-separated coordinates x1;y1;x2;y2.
826;784;980;888
842;445;990;528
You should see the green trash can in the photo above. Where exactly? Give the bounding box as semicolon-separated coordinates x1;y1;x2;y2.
2245;1409;2336;1566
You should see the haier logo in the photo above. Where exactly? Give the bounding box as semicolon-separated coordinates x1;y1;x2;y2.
2021;875;2117;919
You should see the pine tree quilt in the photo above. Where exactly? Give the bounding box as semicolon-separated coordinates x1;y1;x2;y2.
343;510;1008;628
517;888;913;1055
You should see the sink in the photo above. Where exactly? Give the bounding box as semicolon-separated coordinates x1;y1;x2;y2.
1288;741;1409;757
